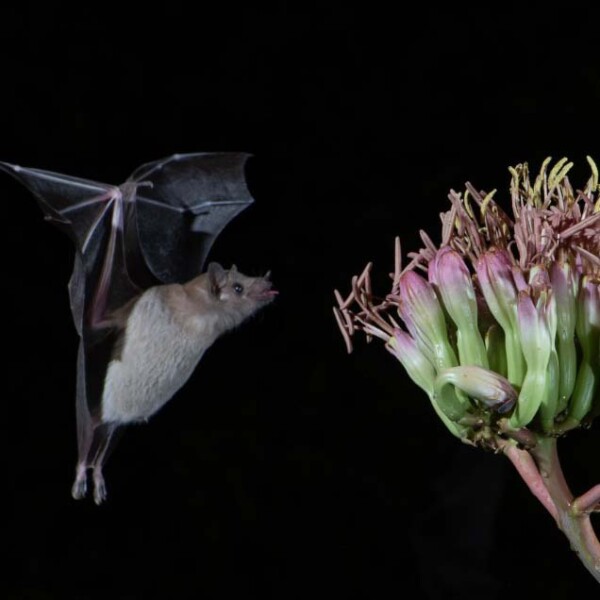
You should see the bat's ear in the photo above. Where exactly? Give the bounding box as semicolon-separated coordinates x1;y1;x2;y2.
207;262;227;296
230;264;238;274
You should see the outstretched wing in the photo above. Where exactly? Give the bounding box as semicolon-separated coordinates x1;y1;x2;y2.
0;162;143;334
0;163;117;255
1;153;255;328
130;152;254;283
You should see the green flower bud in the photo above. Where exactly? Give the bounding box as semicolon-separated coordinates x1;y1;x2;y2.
387;329;436;396
435;365;516;414
550;261;578;411
509;291;554;429
475;249;526;387
388;329;467;439
397;271;458;372
434;247;488;368
563;278;600;428
485;324;507;378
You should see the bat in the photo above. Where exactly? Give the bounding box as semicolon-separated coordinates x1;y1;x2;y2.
1;153;276;504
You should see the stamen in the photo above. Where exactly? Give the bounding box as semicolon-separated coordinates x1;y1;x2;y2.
333;307;353;353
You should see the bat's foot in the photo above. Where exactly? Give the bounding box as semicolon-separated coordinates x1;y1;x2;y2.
71;464;88;500
70;463;109;504
93;467;108;505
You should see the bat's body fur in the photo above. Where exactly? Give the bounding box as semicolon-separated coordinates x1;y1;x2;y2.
103;286;212;423
105;285;220;423
74;264;275;503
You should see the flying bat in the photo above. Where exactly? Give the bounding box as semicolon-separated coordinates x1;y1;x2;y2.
1;153;276;504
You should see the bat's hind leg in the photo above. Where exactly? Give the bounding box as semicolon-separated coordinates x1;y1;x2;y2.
71;422;119;504
91;423;119;505
72;463;89;500
71;414;95;501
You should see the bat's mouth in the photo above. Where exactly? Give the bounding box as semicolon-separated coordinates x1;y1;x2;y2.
256;288;279;301
251;279;278;301
248;271;277;302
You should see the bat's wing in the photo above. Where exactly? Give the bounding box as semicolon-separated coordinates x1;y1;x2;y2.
0;163;119;257
1;153;255;325
130;153;254;283
0;162;145;334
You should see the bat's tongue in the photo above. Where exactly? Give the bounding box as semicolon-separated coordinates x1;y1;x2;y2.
258;288;278;300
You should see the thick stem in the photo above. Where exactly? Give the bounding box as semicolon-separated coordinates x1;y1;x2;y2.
500;440;558;521
530;437;600;584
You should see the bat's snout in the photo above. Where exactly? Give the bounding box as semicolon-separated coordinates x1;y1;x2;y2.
253;277;278;302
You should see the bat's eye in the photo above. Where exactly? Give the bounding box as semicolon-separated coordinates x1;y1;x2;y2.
233;283;244;294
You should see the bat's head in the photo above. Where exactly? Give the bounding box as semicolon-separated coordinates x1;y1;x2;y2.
207;262;277;325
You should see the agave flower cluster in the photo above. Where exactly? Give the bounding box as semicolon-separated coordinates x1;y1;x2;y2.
334;158;600;447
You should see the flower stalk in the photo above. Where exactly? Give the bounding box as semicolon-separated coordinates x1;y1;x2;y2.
529;437;600;583
334;157;600;583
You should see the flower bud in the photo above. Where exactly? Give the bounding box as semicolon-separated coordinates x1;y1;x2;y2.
485;324;507;377
475;249;526;386
388;330;467;439
563;278;600;427
397;271;458;371
475;249;518;330
435;365;517;413
434;247;488;368
550;261;577;410
509;291;554;428
386;329;436;396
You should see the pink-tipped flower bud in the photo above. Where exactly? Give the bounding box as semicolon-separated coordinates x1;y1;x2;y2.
509;291;554;428
475;249;525;386
386;329;436;396
434;246;488;368
397;270;458;371
475;249;519;331
435;365;517;414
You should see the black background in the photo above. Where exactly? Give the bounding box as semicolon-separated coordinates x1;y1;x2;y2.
2;4;600;599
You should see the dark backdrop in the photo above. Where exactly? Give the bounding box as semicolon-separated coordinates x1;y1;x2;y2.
2;4;600;599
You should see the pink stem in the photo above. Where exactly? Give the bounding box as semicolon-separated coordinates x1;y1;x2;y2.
572;484;600;515
500;440;558;522
531;437;600;584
